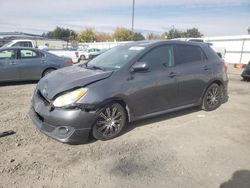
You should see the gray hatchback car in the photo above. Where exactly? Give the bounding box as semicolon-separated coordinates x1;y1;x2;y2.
29;41;228;144
0;47;73;82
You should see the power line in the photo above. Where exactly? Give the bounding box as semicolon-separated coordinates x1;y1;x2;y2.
132;0;135;33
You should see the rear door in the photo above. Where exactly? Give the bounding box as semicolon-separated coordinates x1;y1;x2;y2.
128;45;179;117
17;49;45;80
0;49;19;81
174;44;212;106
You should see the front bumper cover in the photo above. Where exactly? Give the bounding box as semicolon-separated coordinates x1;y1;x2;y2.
29;107;92;144
28;90;98;144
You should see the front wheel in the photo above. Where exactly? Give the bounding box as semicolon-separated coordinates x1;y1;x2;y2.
92;103;126;141
201;83;222;111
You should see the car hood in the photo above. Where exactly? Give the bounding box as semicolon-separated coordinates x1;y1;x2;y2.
37;66;113;99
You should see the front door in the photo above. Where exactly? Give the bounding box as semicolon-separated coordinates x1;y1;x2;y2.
0;49;19;82
127;45;179;117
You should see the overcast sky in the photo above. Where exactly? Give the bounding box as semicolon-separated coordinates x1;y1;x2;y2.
0;0;249;37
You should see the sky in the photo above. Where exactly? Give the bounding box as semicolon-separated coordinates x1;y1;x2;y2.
0;0;250;37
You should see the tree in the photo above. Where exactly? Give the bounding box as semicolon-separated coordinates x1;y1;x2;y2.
113;27;133;41
164;27;203;39
96;32;113;42
77;28;96;42
163;29;183;39
184;28;203;38
44;26;77;41
132;32;145;41
146;32;163;40
248;27;250;34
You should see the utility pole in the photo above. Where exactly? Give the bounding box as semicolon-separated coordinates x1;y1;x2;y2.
132;0;135;33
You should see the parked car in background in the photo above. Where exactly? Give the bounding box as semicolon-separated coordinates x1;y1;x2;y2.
0;47;73;82
1;39;66;50
88;53;100;60
29;41;228;144
78;48;102;61
48;48;79;63
88;49;109;60
241;61;250;81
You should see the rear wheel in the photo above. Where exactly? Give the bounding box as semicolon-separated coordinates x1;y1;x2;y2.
92;103;126;141
42;68;55;77
201;83;222;111
242;77;250;81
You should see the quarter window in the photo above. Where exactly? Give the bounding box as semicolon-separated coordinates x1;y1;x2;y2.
139;45;174;70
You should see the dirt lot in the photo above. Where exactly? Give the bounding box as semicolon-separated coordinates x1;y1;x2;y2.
0;66;250;188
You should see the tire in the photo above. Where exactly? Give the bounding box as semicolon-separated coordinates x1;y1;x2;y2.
201;83;222;111
242;77;250;82
80;55;86;61
92;103;126;141
42;68;55;77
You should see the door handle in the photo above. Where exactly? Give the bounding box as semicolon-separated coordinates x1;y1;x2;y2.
169;72;177;78
203;65;209;71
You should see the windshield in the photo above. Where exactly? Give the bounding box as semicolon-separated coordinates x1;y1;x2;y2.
87;45;145;70
2;41;14;47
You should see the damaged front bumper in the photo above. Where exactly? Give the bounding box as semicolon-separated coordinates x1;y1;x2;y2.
28;90;98;144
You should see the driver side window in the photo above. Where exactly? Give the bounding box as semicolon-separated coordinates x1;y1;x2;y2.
139;45;174;71
0;50;17;60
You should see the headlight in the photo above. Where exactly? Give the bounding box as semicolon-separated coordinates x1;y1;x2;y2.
53;88;88;107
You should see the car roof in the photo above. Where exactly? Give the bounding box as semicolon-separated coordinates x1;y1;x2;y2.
0;47;40;51
121;40;209;48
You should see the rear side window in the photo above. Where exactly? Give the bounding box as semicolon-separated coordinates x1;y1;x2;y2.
139;45;174;70
204;45;221;60
174;45;205;64
19;49;41;59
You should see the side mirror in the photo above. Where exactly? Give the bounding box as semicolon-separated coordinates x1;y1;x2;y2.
130;62;149;73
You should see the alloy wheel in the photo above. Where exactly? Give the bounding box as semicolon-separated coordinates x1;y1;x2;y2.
206;87;220;108
202;83;222;111
93;103;126;140
96;104;124;137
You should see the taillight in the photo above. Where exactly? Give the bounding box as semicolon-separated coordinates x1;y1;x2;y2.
67;59;73;65
224;63;228;71
75;51;79;58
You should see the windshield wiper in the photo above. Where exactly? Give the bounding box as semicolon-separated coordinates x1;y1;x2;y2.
87;65;105;71
92;65;105;71
81;63;105;71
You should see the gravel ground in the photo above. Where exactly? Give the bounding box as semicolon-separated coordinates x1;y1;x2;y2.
0;65;250;188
